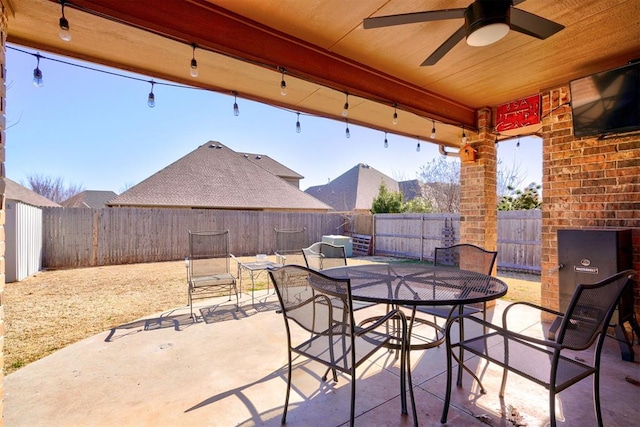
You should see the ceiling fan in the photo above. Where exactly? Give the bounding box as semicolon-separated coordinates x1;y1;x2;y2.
363;0;564;66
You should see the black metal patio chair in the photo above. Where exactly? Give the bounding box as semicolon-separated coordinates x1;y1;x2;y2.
186;230;238;319
269;265;416;427
274;227;308;266
302;241;347;271
440;269;637;427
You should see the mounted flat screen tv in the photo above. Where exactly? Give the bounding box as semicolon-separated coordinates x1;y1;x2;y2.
570;62;640;137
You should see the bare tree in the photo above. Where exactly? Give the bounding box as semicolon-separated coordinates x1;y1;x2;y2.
497;159;526;198
418;156;460;213
24;173;84;203
417;156;528;213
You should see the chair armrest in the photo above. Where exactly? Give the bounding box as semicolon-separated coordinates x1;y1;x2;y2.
446;313;564;350
502;301;564;330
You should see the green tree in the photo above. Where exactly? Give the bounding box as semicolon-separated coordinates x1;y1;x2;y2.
498;182;541;210
404;197;433;213
371;182;406;214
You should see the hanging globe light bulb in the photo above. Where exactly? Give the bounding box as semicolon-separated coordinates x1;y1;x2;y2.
59;1;71;42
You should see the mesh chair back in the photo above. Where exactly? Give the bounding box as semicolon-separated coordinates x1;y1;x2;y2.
434;244;497;275
270;265;352;337
274;227;308;255
557;270;635;350
303;242;347;271
188;230;231;277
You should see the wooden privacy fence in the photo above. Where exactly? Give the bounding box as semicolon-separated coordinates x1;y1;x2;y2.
42;208;350;269
374;210;541;273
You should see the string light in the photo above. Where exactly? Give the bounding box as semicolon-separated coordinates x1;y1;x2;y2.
516;137;521;150
32;53;43;87
416;138;421;152
384;132;388;148
342;93;349;117
296;112;301;133
232;91;239;116
279;67;287;96
345;119;350;138
430;120;436;139
147;81;155;108
392;103;398;125
461;125;467;144
59;0;71;42
190;43;199;78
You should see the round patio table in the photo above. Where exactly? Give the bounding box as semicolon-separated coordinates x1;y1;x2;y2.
323;263;509;350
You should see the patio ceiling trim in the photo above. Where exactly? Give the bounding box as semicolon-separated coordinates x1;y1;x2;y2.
58;0;478;130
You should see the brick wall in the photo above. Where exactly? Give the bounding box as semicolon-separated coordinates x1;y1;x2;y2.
460;108;498;270
540;85;640;322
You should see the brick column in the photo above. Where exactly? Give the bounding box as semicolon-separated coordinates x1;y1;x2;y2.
541;85;640;321
459;108;498;269
0;0;8;421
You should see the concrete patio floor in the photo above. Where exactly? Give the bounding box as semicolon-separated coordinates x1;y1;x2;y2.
5;287;639;426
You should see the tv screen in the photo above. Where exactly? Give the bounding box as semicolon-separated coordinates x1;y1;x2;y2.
570;62;640;137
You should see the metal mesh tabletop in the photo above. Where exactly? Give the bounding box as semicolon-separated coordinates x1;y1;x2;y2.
323;264;508;306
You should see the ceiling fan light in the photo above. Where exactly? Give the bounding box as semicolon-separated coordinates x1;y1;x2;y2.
465;0;510;46
467;22;509;46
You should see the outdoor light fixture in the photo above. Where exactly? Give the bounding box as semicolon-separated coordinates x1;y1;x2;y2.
392;103;398;125
384;132;388;148
33;54;43;87
232;91;239;116
190;44;199;78
59;0;71;42
430;120;436;139
147;81;155;108
461;126;467;144
465;0;510;47
342;93;349;117
279;68;287;96
345;119;350;138
296;112;301;133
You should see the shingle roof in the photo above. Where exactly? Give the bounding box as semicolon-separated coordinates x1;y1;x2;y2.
107;142;331;211
61;190;118;208
238;152;303;180
3;177;60;207
304;163;399;212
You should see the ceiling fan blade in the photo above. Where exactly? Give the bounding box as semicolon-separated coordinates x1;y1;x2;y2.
510;8;564;39
421;25;466;66
363;9;465;29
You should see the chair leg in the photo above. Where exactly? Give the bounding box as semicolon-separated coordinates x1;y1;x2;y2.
440;340;454;424
282;352;292;425
594;368;603;426
350;367;356;427
549;388;557;427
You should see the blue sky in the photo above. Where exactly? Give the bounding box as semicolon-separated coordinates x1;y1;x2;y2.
5;45;541;194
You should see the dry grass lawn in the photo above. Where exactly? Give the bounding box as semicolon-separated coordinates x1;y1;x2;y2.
3;257;540;375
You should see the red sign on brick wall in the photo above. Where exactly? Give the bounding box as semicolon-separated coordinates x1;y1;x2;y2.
495;94;541;132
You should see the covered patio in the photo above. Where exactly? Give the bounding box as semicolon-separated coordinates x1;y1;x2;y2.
1;1;639;424
5;289;639;426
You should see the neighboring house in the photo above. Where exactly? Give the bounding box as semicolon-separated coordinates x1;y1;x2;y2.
239;152;303;188
305;163;399;213
107;141;332;212
61;190;118;208
4;177;60;207
398;179;422;202
3;177;60;282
